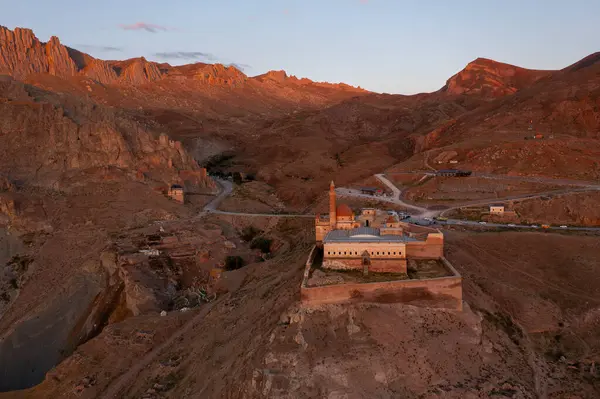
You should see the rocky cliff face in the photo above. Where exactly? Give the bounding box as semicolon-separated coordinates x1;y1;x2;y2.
0;28;77;80
0;76;215;191
169;63;248;86
0;26;164;85
255;69;365;91
442;58;552;98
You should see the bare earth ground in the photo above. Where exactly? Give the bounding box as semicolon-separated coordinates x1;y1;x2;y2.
219;181;287;214
445;230;600;397
512;191;600;226
6;228;599;398
401;176;561;204
387;172;429;187
445;191;600;226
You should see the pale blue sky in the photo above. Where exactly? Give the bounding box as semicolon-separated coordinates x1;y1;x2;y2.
1;0;598;94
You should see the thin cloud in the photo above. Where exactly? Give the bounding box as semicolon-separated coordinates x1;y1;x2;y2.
226;63;251;72
154;51;216;61
78;44;123;52
119;22;169;33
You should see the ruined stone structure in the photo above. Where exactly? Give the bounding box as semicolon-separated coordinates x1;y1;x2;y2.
168;184;184;203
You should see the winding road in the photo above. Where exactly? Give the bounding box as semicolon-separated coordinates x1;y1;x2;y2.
199;175;600;232
200;178;315;218
339;173;600;232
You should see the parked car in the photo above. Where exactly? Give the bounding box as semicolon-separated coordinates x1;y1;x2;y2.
531;225;539;228
507;224;516;227
560;225;568;229
479;221;487;225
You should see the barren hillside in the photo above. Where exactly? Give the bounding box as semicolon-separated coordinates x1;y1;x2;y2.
2;23;600;399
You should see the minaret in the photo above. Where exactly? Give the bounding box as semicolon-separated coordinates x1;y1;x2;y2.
329;180;337;229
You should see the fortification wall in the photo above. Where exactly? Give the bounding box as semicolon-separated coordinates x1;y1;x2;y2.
323;258;407;273
302;257;462;310
405;234;444;258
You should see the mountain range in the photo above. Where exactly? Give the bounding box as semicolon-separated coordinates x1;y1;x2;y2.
1;25;599;206
1;25;600;398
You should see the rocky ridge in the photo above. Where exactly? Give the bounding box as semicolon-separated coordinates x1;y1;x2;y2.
442;57;552;98
0;75;215;192
0;26;366;91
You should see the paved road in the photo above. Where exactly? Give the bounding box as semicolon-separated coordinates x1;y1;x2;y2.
336;172;600;232
202;178;233;213
373;173;445;218
419;218;600;232
335;187;426;213
201;174;600;232
200;178;315;218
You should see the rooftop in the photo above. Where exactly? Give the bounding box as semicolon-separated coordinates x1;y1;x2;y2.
324;227;417;243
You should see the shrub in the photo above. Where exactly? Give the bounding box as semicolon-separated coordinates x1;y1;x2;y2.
250;237;272;254
240;226;262;242
224;256;245;271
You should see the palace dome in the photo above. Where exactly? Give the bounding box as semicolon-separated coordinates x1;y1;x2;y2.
336;204;353;217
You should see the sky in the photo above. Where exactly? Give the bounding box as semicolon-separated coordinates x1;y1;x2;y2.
1;0;599;94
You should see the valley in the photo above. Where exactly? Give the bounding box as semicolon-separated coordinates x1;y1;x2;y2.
0;23;599;399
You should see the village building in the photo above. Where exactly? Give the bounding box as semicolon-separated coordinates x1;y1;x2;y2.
489;204;505;215
168;184;185;203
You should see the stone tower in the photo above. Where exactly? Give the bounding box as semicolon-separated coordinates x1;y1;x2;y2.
329;180;337;229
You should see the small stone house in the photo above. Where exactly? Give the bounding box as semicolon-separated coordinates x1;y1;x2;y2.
168;184;184;203
489;204;505;215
